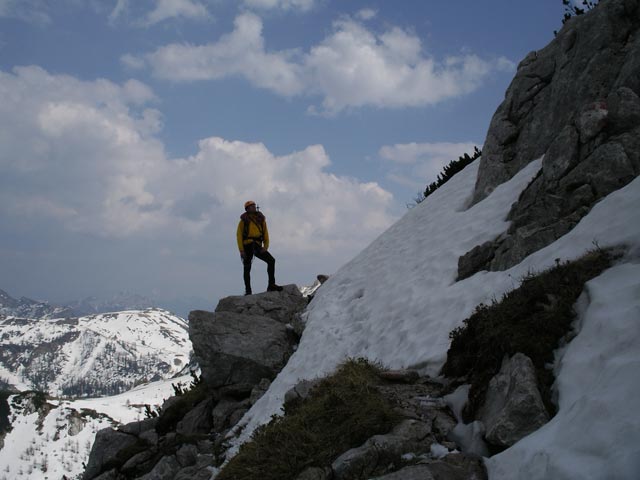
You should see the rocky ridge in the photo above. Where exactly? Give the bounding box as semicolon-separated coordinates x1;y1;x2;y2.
82;286;308;480
0;288;73;320
460;0;640;278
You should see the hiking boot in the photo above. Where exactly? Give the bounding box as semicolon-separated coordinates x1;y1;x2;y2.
267;284;283;292
245;289;252;296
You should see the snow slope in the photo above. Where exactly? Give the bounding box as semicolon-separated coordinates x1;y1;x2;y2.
0;373;192;480
231;158;640;479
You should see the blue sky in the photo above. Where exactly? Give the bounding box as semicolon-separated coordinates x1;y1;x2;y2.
0;0;566;308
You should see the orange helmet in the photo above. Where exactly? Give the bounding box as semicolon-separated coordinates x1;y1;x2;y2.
244;200;256;210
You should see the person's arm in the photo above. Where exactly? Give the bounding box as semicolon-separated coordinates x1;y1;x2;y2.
262;219;270;250
237;221;245;254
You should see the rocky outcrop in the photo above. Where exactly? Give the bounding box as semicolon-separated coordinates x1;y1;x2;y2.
369;457;487;480
332;419;435;479
83;428;140;479
477;353;550;448
323;374;485;480
190;310;295;389
214;284;308;323
460;0;640;278
190;284;304;390
83;286;308;480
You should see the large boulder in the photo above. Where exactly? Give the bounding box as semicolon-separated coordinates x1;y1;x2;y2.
83;428;138;479
190;285;307;390
369;455;487;480
461;0;640;276
190;310;295;389
331;419;434;480
478;353;550;448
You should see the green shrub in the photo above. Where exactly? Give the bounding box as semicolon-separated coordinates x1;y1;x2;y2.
218;358;399;480
155;382;207;435
562;0;598;24
441;247;617;421
411;146;482;207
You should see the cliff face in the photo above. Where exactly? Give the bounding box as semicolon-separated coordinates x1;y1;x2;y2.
461;0;640;278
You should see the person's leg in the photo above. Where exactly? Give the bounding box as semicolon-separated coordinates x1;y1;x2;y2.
243;244;255;294
253;248;281;290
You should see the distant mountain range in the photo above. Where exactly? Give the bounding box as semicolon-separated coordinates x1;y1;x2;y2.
0;288;213;319
0;289;195;478
0;292;192;397
0;289;74;319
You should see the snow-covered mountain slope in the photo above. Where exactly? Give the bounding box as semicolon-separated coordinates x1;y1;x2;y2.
0;373;192;480
0;308;191;397
232;159;640;478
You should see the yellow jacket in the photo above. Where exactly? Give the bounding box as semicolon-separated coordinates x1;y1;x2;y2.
237;212;270;252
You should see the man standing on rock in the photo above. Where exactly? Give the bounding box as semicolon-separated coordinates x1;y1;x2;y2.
237;200;283;295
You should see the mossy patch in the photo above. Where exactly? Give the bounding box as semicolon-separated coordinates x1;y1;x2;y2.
441;247;618;421
217;358;400;480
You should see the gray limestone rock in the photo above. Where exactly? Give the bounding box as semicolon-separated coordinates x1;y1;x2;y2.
139;455;181;480
189;309;295;389
370;465;438;480
214;284;307;325
457;241;497;280
121;449;158;475
176;398;213;436
608;87;640;134
331;419;434;480
176;444;199;467
478;353;550;448
92;470;119;480
560;142;636;197
228;407;249;427
212;397;251;432
296;466;333;480
118;417;158;436
139;429;159;446
542;125;580;183
577;101;609;143
458;0;640;276
284;378;321;407
67;410;85;436
173;454;216;480
249;378;272;404
370;455;487;480
83;428;138;479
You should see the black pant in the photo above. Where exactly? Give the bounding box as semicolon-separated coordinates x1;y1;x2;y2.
243;242;276;291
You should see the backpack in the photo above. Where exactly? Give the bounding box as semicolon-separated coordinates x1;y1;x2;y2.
241;211;265;243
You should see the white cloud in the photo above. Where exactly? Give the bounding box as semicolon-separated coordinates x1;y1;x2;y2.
356;8;377;21
137;13;515;114
108;0;128;22
380;141;480;190
145;12;304;95
0;0;50;24
243;0;316;12
143;0;210;26
0;66;395;255
108;0;211;26
121;53;146;70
